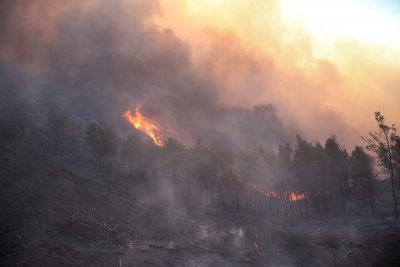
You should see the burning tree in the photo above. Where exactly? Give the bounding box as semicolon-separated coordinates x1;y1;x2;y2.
123;106;165;147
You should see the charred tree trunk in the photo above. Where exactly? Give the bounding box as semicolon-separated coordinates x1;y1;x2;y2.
339;184;346;223
367;177;375;216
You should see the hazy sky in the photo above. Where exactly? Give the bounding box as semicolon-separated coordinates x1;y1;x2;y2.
1;0;399;149
155;0;400;148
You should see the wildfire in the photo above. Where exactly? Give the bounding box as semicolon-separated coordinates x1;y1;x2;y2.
123;106;165;146
259;189;304;201
290;192;305;201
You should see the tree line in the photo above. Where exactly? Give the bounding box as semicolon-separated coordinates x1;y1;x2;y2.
39;111;400;222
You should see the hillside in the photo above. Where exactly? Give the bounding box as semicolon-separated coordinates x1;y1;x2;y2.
1;125;400;266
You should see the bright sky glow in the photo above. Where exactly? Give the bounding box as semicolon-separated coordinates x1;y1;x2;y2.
279;0;400;52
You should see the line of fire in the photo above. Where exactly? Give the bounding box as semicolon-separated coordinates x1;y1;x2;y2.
124;105;308;204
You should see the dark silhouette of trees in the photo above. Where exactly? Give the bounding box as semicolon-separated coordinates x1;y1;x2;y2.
350;146;375;215
291;136;351;220
277;143;294;222
363;112;398;220
160;138;186;201
324;136;349;221
84;123;118;168
121;133;143;174
238;150;264;210
293;136;317;219
66;113;400;221
185;140;233;205
122;134;142;160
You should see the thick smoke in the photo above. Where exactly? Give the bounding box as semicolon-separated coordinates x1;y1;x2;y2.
0;0;295;150
157;0;400;149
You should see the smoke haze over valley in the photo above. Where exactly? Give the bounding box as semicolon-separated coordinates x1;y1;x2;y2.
1;1;400;266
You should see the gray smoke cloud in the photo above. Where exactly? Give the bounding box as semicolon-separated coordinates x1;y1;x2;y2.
0;0;296;150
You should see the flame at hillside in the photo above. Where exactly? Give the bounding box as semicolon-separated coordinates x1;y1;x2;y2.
252;185;305;202
123;106;165;147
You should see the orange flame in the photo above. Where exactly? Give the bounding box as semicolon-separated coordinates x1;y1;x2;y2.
289;192;305;201
260;190;304;201
123;106;165;147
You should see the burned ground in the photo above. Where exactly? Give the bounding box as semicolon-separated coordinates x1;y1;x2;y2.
1;133;400;266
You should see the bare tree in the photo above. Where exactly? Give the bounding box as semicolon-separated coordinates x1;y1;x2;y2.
363;112;398;220
394;136;400;188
